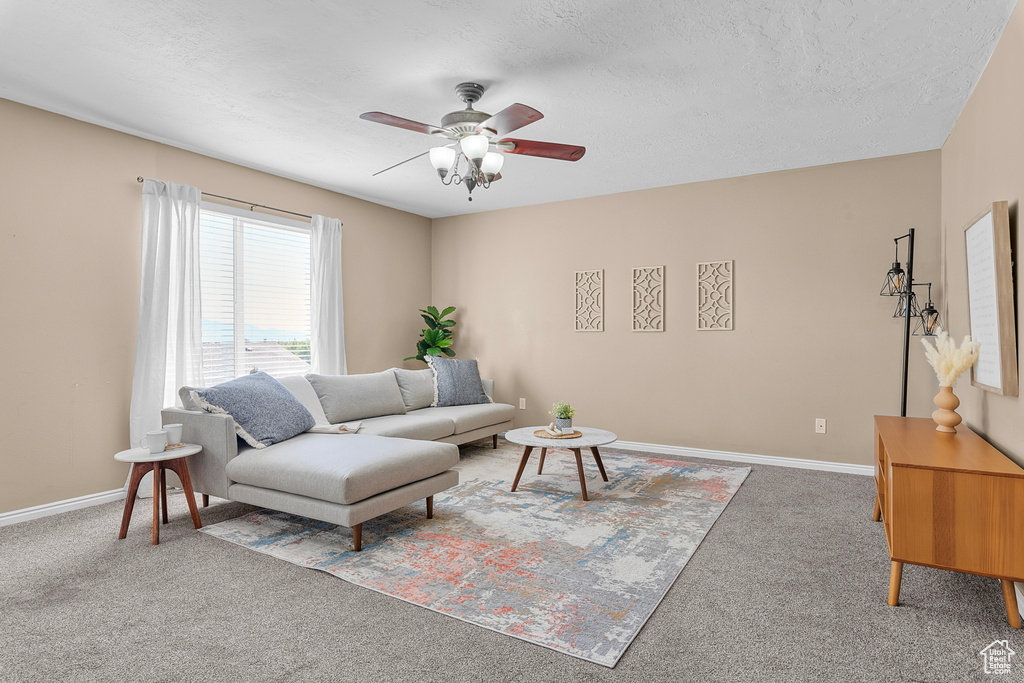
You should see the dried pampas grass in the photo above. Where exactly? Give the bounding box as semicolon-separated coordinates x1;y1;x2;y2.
920;328;981;387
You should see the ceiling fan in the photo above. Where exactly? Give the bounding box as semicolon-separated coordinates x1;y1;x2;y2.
360;82;586;201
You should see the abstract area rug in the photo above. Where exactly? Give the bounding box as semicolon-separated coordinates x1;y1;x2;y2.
201;445;750;667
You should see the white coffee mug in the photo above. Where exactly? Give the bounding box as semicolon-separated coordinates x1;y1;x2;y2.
140;430;168;454
163;423;183;445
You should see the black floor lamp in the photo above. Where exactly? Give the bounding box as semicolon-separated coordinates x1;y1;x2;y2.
880;228;941;417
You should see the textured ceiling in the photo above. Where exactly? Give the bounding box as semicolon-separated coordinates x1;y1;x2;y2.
0;0;1016;218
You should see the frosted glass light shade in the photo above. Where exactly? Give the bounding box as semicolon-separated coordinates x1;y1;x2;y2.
460;134;489;166
480;152;504;180
429;146;457;177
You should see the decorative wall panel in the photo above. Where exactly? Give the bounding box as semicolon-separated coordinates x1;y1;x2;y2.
632;266;664;332
575;269;604;332
697;261;733;330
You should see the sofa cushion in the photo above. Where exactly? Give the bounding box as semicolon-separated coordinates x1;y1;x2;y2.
392;368;435;411
277;375;330;425
306;371;407;423
178;386;201;411
225;433;459;505
358;412;456;441
191;372;315;449
411;403;515;434
425;357;491;407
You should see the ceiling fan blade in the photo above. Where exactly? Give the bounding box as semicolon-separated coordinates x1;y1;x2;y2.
499;138;586;161
372;150;430;176
476;103;543;138
360;112;442;136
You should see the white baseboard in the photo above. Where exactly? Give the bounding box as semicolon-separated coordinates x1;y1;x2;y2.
609;440;874;476
0;489;126;527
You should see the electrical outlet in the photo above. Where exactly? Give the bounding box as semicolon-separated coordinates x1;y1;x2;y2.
815;418;827;434
519;398;526;410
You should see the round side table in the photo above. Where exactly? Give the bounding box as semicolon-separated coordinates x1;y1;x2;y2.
115;444;203;545
504;426;617;501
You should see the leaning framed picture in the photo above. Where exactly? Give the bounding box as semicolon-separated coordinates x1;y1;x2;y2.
963;201;1018;396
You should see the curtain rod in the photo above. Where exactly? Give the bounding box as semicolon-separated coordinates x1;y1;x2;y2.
137;176;313;220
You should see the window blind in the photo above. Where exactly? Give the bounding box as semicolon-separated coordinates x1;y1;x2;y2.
199;205;311;384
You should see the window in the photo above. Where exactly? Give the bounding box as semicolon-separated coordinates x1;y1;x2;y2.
198;203;311;384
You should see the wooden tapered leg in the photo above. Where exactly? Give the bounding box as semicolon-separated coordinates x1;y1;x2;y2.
1001;580;1022;629
165;457;202;530
152;462;161;545
426;496;434;519
590;447;609;482
510;446;534;492
492;434;498;449
888;561;903;606
872;496;881;522
352;523;362;552
118;462;150;540
160;466;168;524
572;448;589;501
202;494;209;508
537;448;548;474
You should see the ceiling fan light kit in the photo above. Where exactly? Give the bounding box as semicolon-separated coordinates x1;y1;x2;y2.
361;82;585;201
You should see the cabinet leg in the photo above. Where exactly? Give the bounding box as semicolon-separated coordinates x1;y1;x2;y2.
872;496;881;522
888;561;903;606
1001;580;1022;629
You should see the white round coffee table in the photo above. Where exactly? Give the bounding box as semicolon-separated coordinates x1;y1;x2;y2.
504;426;617;500
114;444;204;545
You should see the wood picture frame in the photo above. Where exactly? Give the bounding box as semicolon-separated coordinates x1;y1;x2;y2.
964;201;1018;396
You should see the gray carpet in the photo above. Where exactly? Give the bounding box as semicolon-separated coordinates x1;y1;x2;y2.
1;440;1020;682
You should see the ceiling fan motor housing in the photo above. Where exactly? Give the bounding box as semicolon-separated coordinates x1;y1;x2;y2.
439;109;491;137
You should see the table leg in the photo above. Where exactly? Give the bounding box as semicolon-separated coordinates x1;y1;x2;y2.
590;447;609;482
152;462;161;546
510;446;534;492
165;457;202;530
160;466;168;525
872;496;881;522
572;448;589;501
888;561;903;606
118;462;149;540
537;448;548;474
1001;580;1022;629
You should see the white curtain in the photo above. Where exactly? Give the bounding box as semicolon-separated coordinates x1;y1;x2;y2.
128;179;204;447
309;215;347;375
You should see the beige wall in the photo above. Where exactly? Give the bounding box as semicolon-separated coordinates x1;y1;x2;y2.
0;98;432;513
941;4;1024;466
432;151;941;466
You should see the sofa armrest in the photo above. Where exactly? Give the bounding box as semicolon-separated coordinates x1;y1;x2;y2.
161;407;238;499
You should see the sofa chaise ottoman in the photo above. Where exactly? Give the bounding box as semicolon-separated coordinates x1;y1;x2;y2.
161;365;513;550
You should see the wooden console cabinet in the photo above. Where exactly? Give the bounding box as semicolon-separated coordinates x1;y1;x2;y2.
874;416;1024;628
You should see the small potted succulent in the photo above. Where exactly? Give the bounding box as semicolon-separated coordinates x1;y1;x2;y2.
550;401;576;431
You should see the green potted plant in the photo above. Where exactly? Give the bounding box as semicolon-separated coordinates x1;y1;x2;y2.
404;305;457;363
550;401;576;431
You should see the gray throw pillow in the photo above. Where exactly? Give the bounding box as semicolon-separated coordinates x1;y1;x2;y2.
306;371;407;423
178;386;201;411
426;357;492;407
191;371;315;449
392;368;435;411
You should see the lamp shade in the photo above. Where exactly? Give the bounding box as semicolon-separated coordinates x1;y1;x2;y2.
460;134;489;166
915;300;941;336
480;152;504;180
880;262;905;296
429;146;457;178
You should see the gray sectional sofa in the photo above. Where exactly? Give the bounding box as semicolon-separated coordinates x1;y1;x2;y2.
162;368;514;550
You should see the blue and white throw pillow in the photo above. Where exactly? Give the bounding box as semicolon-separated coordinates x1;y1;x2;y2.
191;371;315;449
425;356;492;407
